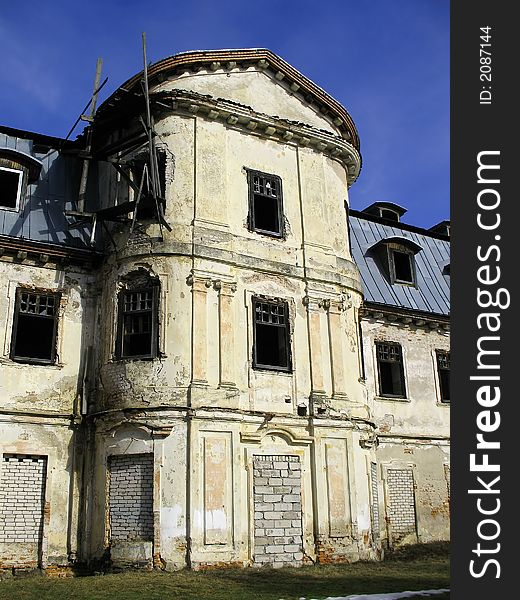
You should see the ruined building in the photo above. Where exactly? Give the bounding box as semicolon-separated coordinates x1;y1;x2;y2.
0;49;450;572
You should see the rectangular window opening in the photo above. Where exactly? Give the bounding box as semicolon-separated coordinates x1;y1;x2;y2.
248;171;283;237
392;250;414;284
376;342;406;398
11;291;59;364
436;350;450;403
116;287;158;359
380;208;399;222
0;167;23;210
253;299;291;371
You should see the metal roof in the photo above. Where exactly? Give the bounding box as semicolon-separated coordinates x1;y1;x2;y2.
349;212;450;316
0;131;92;247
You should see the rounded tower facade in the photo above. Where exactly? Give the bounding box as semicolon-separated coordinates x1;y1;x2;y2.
85;49;377;569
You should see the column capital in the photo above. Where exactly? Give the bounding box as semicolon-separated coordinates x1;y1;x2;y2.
214;280;237;295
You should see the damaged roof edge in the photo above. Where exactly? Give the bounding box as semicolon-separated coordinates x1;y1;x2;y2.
98;48;360;150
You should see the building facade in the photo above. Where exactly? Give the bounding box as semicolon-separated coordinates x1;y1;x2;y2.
0;49;449;573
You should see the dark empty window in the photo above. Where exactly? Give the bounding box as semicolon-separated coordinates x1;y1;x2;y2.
436;350;450;403
380;208;399;222
116;287;159;359
376;342;406;398
11;291;59;364
248;170;283;237
391;249;415;285
0;167;23;210
253;298;291;371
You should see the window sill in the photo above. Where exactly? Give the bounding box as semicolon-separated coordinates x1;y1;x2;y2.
375;395;410;403
249;228;285;240
252;365;293;376
391;280;417;288
1;357;63;369
111;354;164;362
437;401;451;407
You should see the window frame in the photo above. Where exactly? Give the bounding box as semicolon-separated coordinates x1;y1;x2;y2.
10;289;60;365
435;349;451;404
379;208;400;222
0;165;24;212
252;297;292;372
246;169;284;238
389;247;417;287
375;341;407;399
115;285;160;360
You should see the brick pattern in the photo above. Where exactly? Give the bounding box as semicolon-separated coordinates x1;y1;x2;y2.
0;455;46;544
386;468;416;543
109;454;154;542
370;462;380;540
253;455;303;567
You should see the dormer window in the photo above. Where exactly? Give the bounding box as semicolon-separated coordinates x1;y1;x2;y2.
391;248;416;285
0;166;23;211
380;208;400;222
361;201;407;223
0;147;43;212
368;236;422;288
247;169;284;237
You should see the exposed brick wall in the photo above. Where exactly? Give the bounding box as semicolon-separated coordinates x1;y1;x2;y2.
108;454;154;542
386;468;417;544
0;455;46;544
252;455;303;567
370;462;380;541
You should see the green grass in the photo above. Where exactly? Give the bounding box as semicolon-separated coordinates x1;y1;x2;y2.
0;545;450;600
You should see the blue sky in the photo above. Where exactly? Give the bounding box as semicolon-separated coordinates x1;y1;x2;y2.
0;0;449;228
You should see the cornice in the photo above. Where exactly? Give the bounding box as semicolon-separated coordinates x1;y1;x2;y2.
360;302;450;332
0;235;101;270
146;89;360;185
100;48;359;151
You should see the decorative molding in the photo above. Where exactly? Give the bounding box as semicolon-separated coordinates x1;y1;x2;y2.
303;292;352;312
110;49;360;150
141;89;361;185
361;304;450;332
240;426;314;446
359;431;378;449
0;235;100;270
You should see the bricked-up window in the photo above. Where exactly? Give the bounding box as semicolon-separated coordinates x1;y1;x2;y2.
390;249;416;285
11;290;59;364
253;298;291;371
0;166;23;210
247;170;283;237
116;286;159;359
376;341;406;398
436;350;450;403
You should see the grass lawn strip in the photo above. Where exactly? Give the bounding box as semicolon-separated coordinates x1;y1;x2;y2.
0;546;450;600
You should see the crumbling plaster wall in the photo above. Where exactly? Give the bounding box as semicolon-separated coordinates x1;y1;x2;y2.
361;318;450;438
85;68;374;568
360;318;450;545
94;88;364;417
0;421;78;569
0;259;97;569
0;261;97;413
154;67;341;136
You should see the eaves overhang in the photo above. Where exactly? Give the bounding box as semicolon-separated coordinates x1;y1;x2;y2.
0;147;43;182
367;235;423;254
